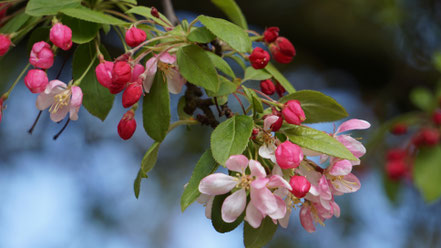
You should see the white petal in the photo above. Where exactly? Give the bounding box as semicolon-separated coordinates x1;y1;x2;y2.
199;173;237;195
267;175;292;191
249;160;266;178
279;205;291;228
36;92;54;110
166;68;186;94
50;104;69;122
221;189;247;223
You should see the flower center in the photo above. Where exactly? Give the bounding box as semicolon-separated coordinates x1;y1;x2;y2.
157;61;175;78
235;173;253;191
329;175;358;191
49;89;71;114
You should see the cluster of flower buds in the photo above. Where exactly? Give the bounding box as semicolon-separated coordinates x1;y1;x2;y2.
262;100;306;133
248;27;295;70
198;118;369;232
260;79;286;97
95;26;186;140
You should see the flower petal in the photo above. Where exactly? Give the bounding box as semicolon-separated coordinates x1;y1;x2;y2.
225;155;249;173
328;159;352;176
143;57;157;93
263;115;279;131
221;189;247;223
245;202;264;228
199;173;237;195
50;104;69;122
337;135;366;158
166;68;186;94
45;80;66;94
69;105;80;121
36;92;54;110
258;143;276;163
205;196;214;219
300;205;315;233
268;195;286;219
267;175;292;191
278;203;291;228
336;119;370;134
249;160;266;178
332;201;340;218
70;86;83;107
331;173;361;193
250;185;277;215
158;52;176;64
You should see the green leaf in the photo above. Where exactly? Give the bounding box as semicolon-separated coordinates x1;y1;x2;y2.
188;26;216;43
121;0;137;4
27;27;50;52
178;96;192;120
72;43;114;121
282;125;357;161
143;72;171;142
211;193;245;233
177;45;219;92
0;12;31;33
134;142;160;198
126;6;170;27
62;15;100;44
61;6;127;25
410;87;434;112
25;0;81;16
265;63;296;93
207;76;237;97
279;90;348;123
228;54;246;69
211;115;254;164
199;15;251;53
414;146;441;203
243;67;271;82
243;86;263;115
243;217;277;248
181;149;218;211
205;51;235;79
211;0;248;29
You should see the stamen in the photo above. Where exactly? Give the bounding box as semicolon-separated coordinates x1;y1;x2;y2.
53;118;70;140
49;90;71;114
28;111;42;134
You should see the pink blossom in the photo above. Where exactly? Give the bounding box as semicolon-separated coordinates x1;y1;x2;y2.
36;80;83;122
325;159;361;195
29;41;54;69
143;53;186;94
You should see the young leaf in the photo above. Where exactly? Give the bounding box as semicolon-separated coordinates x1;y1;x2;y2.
211;0;248;29
211;115;254;164
62;15;100;44
410;87;434;112
143;72;171;142
211;193;245;233
177;45;219;92
0;12;31;34
243;217;277;248
206;76;237;97
61;6;127;25
181;149;218;212
243;67;272;82
243;86;263;115
205;51;235;79
134;142;161;198
414;146;441;203
282;125;357;161
265;63;296;93
72;43;114;121
279;90;348;123
126;6;170;27
188;26;216;43
199;15;252;53
25;0;81;16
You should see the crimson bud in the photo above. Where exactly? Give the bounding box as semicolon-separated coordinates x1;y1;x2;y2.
249;47;270;69
390;123;407;135
112;61;132;85
0;34;11;56
260;79;276;95
95;61;114;88
275;140;304;169
282;100;306;125
118;110;137;140
151;7;160;18
122;81;143;108
125;27;147;47
386;148;407;161
50;23;72;51
24;69;49;93
263;27;279;43
289;175;311;198
270;37;296;64
29;41;54;69
275;82;286;97
413;128;440;147
386;160;408;181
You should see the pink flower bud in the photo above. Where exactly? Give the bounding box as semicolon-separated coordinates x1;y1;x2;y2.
270;37;296;64
432;110;441;125
249;47;270;69
289;175;311;198
275;140;303;169
109;83;126;94
122;82;143;108
95;61;114;88
275;81;286;97
263;27;279;43
24;69;49;93
118;110;137;140
125;27;147;47
29;41;54;69
413;128;440;147
386;160;408;181
282;100;306;125
151;7;160;18
260;79;275;95
112;61;132;85
390;123;407;135
50;23;72;51
0;34;11;56
131;64;145;82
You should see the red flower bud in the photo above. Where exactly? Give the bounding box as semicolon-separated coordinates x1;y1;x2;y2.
29;41;54;69
251;128;259;139
109;83;126;94
282;100;306;125
263;27;279;43
122;82;143;108
413;128;440;147
275;140;303;169
289;175;311;198
390;123;407;135
131;64;145;82
50;23;72;51
0;34;11;56
249;47;270;69
386;160;408;181
270;37;296;64
386;148;407;161
432;110;441;125
275;82;286;97
112;61;132;85
151;7;160;18
118;110;137;140
95;61;114;88
24;69;49;93
125;27;147;47
260;79;276;95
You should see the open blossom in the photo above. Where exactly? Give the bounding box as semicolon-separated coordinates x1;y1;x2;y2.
29;41;54;69
143;52;186;94
325;159;361;195
199;155;291;228
36;80;83;122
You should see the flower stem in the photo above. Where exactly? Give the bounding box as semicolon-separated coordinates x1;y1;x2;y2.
73;56;97;86
2;63;31;99
167;119;199;133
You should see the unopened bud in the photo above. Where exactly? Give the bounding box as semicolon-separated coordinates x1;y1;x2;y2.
118;110;137;140
95;61;114;88
432;110;441;125
151;7;160;18
24;69;49;93
282;100;306;125
249;47;270;69
275;82;286;97
275;140;303;169
125;27;147;48
289;175;311;198
29;41;54;69
260;79;276;95
413;128;440;147
270;37;296;64
386;160;408;181
263;27;279;43
390;123;407;135
122;81;143;108
112;61;132;85
0;34;11;56
50;23;72;51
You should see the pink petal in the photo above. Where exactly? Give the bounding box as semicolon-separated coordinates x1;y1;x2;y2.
221;189;247;223
131;64;145;82
45;80;66;94
268;195;286;219
328;159;352;176
143;57;158;93
336;119;371;134
250;177;269;190
199;173;237;195
278;203;291;228
271;164;283;177
337;135;366;158
69;105;80;121
245;202;264;228
70;86;83;107
250;186;277;215
315;201;333;218
36;92;54;110
263;115;279;131
300;205;315;233
249;160;266;178
332;173;361;193
166;68;186;94
50;104;69;122
258;143;276;162
158;52;176;64
205;196;214;219
332;201;340;218
318;176;332;200
225;155;248;173
267;175;292;191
